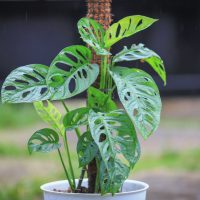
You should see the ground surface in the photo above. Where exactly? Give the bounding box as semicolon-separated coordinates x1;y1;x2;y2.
0;97;200;200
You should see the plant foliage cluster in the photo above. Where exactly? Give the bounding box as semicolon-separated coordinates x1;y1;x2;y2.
1;15;166;195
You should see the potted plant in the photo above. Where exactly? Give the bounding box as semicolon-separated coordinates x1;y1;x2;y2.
1;13;166;200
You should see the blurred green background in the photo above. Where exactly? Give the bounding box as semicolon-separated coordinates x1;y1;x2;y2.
0;98;200;200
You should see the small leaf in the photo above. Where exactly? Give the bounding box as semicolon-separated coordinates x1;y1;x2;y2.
104;15;158;48
110;67;162;139
34;101;65;136
88;87;117;112
1;64;52;103
47;45;99;100
89;109;140;194
28;128;61;154
77;131;98;167
78;18;110;55
63;107;90;130
112;44;166;85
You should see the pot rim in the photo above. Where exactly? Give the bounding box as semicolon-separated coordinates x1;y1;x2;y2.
40;179;149;196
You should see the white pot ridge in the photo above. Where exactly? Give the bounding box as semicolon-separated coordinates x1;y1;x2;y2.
41;179;149;200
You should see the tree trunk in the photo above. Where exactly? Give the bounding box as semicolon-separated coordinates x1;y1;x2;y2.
86;0;112;193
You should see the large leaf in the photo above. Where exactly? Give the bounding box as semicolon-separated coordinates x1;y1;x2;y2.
112;44;166;85
104;15;158;48
110;67;161;139
34;101;65;136
77;131;98;167
88;109;140;194
88;87;117;112
63;107;90;130
47;45;99;100
77;18;109;55
1;64;52;103
28;128;61;154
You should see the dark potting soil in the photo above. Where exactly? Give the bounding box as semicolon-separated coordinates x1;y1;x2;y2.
53;186;88;194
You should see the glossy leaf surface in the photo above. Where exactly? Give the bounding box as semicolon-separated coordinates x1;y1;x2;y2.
88;109;140;193
88;87;117;112
1;64;51;103
47;45;99;100
78;18;109;55
77;131;98;167
63;107;90;130
112;44;166;84
28;128;61;154
34;101;65;136
104;15;157;48
110;67;161;139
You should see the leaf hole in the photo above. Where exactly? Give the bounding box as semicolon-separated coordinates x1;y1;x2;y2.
69;78;76;94
99;133;106;142
4;85;16;91
33;70;45;79
15;79;29;85
82;69;87;79
127;18;132;30
65;53;78;63
116;24;121;38
56;62;71;72
23;74;39;82
76;49;86;60
144;77;149;82
40;87;48;95
133;109;138;116
77;71;82;78
22;91;31;98
136;19;143;29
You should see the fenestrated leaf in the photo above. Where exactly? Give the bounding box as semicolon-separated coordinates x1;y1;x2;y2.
112;44;166;85
77;131;98;167
77;18;110;55
88;109;140;194
104;15;158;48
34;101;65;136
1;64;52;103
63;107;90;130
88;87;117;112
99;158;129;195
110;67;162;139
47;45;99;100
28;128;61;154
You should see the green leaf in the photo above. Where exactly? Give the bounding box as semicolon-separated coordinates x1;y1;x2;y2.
63;107;90;130
77;131;98;167
47;45;99;100
28;128;61;154
77;18;110;55
34;101;65;136
99;158;129;195
88;87;117;112
112;44;166;85
88;109;140;193
1;64;52;103
110;67;162;139
104;15;158;48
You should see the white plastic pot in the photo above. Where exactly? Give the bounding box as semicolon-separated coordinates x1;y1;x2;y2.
41;179;149;200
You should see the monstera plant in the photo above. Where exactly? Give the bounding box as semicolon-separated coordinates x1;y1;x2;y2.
1;15;166;195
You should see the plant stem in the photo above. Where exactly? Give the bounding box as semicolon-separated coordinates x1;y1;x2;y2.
64;131;76;187
61;100;81;139
76;166;87;190
95;159;100;193
57;149;75;191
